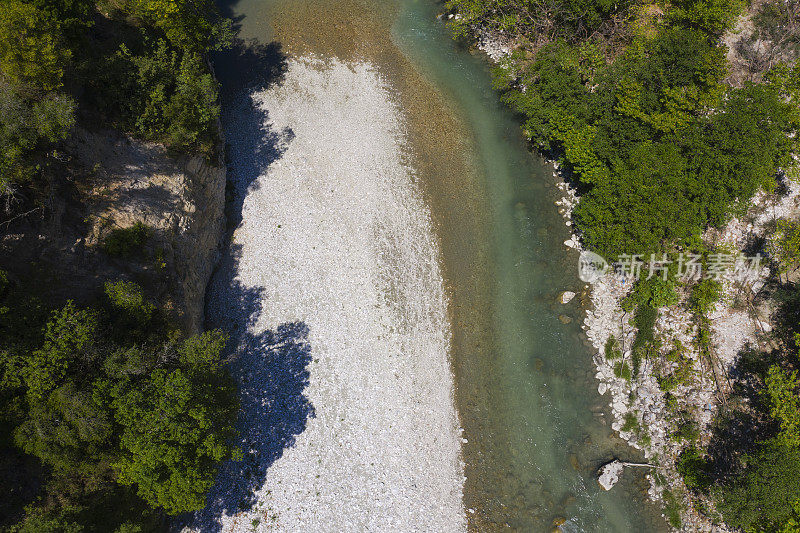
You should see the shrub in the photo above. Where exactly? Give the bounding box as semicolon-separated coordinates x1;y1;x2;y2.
605;335;622;360
772;219;800;273
677;445;710;490
672;417;701;443
663;488;684;528
621;412;640;433
104;280;155;326
689;279;722;316
103;223;150;258
614;360;632;381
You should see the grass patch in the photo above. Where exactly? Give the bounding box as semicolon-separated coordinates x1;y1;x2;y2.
663;488;684;529
621;412;640;433
605;335;622;360
632;304;657;351
614;361;632;381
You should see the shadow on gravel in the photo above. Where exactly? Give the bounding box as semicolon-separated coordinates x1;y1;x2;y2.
182;39;314;531
194;255;315;530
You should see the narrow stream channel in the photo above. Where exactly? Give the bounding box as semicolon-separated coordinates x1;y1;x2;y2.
213;0;669;530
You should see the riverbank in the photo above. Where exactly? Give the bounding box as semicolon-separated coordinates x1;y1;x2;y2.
194;56;465;532
470;15;798;529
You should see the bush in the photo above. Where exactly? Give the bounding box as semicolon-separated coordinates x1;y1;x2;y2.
714;437;800;531
632;304;657;351
689;279;722;316
605;335;622;360
658;346;696;391
663;488;684;528
614;360;632;380
677;445;710;490
672;417;700;443
772;219;800;273
621;412;640;433
104;280;155;326
103;223;150;258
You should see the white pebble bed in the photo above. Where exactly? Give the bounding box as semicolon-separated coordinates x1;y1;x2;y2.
192;57;465;532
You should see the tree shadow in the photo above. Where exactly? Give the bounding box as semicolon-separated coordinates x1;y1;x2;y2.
190;254;315;530
182;39;314;531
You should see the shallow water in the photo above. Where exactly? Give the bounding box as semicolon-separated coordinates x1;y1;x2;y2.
213;0;668;530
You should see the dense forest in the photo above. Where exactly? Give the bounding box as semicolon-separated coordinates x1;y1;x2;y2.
447;0;800;530
0;0;238;530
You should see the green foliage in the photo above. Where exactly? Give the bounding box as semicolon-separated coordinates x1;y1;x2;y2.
110;330;236;514
0;0;77;194
445;0;632;40
621;412;640;433
714;437;800;531
128;0;233;52
103;223;150;259
104;280;154;325
4;286;237;527
613;360;632;381
672;417;700;443
0;82;76;192
0;0;71;92
663;488;684;528
677;445;710;490
476;0;797;259
657;348;696;392
689;279;722;316
772;219;800;272
97;39;221;151
632;304;657;351
605;335;622;360
623;276;679;311
765;365;800;448
22;302;98;402
668;0;744;35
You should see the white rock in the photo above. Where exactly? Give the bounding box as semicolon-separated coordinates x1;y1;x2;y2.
559;291;576;304
598;460;624;490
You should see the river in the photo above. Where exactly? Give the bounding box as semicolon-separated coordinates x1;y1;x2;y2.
213;0;668;530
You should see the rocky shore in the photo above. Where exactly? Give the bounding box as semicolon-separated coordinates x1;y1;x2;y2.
556;173;799;530
464;20;800;529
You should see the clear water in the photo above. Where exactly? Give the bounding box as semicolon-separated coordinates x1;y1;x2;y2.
214;0;668;530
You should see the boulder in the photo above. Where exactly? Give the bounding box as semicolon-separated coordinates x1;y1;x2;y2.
559;290;576;304
598;460;624;490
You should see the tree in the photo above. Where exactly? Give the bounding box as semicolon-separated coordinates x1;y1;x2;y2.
0;1;70;93
765;364;800;448
110;331;237;515
128;0;232;52
22;301;98;402
772;219;800;273
715;437;800;531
